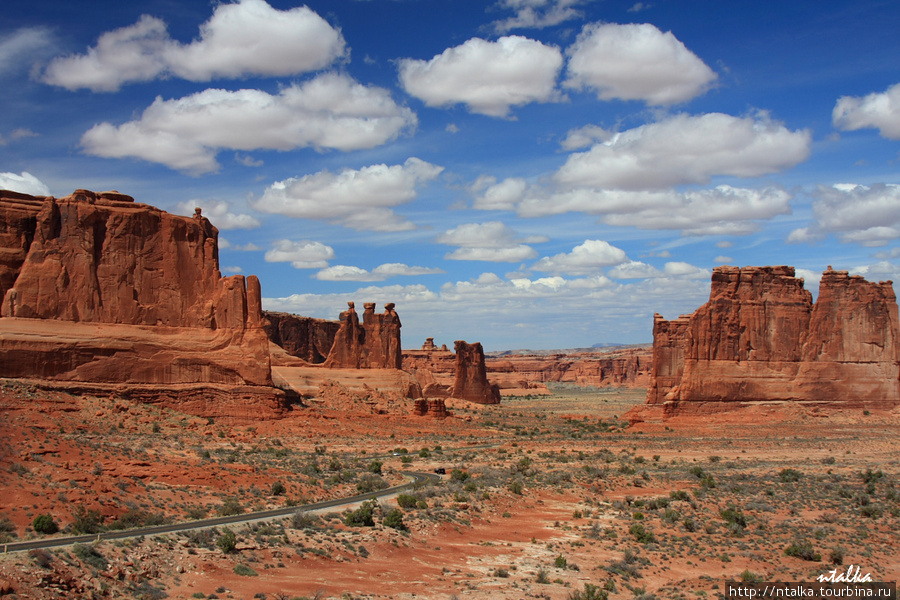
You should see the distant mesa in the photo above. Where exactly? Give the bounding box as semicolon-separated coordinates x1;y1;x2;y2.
629;265;900;422
0;188;282;419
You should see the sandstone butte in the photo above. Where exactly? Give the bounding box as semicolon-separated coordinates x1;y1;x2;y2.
0;189;282;419
630;265;900;421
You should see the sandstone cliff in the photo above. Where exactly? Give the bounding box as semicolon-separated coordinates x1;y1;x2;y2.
264;311;339;364
0;189;283;418
642;265;900;415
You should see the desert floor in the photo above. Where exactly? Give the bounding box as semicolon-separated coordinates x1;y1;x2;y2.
1;380;898;599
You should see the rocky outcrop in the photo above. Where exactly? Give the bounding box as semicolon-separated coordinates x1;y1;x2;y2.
264;311;339;364
642;265;900;413
322;302;402;369
0;189;283;418
413;397;449;418
487;349;650;390
451;340;501;404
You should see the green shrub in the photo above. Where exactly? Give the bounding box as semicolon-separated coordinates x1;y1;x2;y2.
367;460;383;474
555;555;568;569
70;506;103;535
450;469;470;482
784;540;821;561
356;474;389;494
218;498;243;516
779;468;802;483
217;528;237;554
383;508;407;531
345;500;377;527
270;481;286;496
396;493;418;509
32;514;58;535
629;523;655;544
73;543;107;570
566;583;609;600
720;507;747;529
233;564;258;577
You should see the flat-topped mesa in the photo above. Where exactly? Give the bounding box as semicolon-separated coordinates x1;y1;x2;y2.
0;189;282;418
323;301;402;369
641;265;900;414
451;340;501;405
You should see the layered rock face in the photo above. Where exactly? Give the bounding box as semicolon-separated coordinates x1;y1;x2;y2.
264;311;339;364
646;266;900;410
0;189;282;418
322;302;402;369
451;340;501;404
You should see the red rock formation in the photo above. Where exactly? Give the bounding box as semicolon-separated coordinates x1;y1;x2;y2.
646;314;690;403
451;340;501;404
412;397;449;418
264;311;339;364
0;189;283;418
641;265;900;413
323;302;402;369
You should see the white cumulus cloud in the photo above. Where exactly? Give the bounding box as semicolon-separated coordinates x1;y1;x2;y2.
520;185;792;236
0;26;55;78
397;36;563;117
471;176;528;210
564;22;717;105
492;0;585;32
176;200;260;230
43;0;346;91
253;157;442;232
437;221;545;262
532;239;629;275
80;74;416;174
789;183;900;247
553;112;811;190
833;82;900;140
264;239;334;269
314;263;445;282
0;172;51;196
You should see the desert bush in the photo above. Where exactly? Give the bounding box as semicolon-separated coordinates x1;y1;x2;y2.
740;570;765;583
567;583;609;600
345;499;377;527
450;469;469;482
367;460;383;474
535;568;550;583
73;543;107;570
70;505;103;534
383;508;407;531
779;468;802;483
784;540;821;561
233;563;258;576
555;555;568;569
291;510;319;530
32;514;59;535
218;498;244;516
830;546;845;565
217;528;237;554
629;523;655;544
270;481;286;496
396;493;419;509
29;548;53;569
720;507;747;529
356;474;389;494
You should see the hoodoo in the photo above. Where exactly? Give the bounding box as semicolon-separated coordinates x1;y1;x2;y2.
638;265;900;417
0;189;283;419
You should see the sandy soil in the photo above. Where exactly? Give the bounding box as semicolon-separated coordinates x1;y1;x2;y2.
1;381;898;599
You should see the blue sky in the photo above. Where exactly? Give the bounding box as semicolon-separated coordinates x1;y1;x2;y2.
2;0;900;350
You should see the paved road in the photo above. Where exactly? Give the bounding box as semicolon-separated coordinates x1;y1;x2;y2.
2;471;440;554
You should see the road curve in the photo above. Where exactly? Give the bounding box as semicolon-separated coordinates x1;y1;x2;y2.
2;471;441;554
